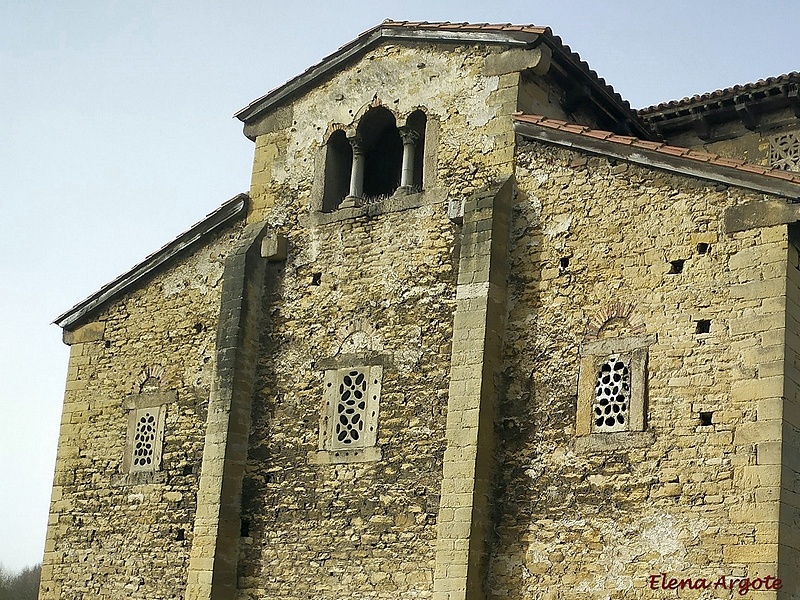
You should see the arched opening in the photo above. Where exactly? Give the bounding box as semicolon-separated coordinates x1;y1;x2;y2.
406;110;427;191
357;107;402;199
322;129;352;212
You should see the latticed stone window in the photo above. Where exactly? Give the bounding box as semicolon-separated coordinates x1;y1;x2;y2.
592;356;630;432
769;131;800;171
310;365;382;464
121;368;173;476
332;370;371;448
128;407;165;471
577;335;655;438
123;405;166;473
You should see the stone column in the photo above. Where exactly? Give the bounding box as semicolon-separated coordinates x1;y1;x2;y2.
399;127;420;190
341;137;364;208
433;177;513;600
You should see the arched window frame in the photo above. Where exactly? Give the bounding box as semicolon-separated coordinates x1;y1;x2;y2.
321;128;353;212
318;106;431;213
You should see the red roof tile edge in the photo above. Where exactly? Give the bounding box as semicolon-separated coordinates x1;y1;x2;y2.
514;113;800;187
236;20;648;137
639;72;800;114
381;19;549;35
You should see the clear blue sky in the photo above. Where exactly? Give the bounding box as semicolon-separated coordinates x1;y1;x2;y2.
1;0;797;573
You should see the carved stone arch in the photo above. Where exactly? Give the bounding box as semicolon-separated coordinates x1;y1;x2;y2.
335;318;384;356
356;106;403;198
402;109;428;191
135;365;165;393
396;105;431;128
584;301;646;342
352;95;394;124
322;122;347;144
322;124;353;212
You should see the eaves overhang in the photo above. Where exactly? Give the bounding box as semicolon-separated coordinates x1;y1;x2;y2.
640;72;800;118
234;23;540;125
639;73;800;139
513;114;800;200
235;20;651;139
54;193;248;331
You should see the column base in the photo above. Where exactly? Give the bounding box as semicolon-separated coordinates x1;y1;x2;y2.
339;195;363;209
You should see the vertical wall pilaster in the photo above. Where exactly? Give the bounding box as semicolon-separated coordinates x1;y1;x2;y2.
185;222;271;600
779;226;800;597
433;177;513;600
727;225;787;596
40;323;105;600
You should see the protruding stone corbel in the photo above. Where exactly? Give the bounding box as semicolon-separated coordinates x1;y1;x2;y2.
690;108;711;141
734;96;759;131
483;44;552;76
260;229;287;261
786;84;800;119
448;198;464;224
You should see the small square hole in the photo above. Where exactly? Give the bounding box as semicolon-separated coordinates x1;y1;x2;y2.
559;257;570;273
700;412;713;426
696;243;710;254
695;320;711;334
668;260;685;274
311;273;322;286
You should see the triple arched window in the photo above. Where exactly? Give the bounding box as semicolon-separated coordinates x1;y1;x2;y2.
322;107;427;212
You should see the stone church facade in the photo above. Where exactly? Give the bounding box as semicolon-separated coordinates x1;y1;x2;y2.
42;21;800;600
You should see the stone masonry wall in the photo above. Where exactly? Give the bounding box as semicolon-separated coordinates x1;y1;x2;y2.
236;200;457;599
487;140;791;599
232;40;557;599
40;222;243;600
780;228;800;593
246;41;551;225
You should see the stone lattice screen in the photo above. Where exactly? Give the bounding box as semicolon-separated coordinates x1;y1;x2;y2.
769;131;800;171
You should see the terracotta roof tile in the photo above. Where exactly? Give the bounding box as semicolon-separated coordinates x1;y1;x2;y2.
612;135;639;147
562;123;589;134
583;129;615;141
632;140;663;151
381;19;548;35
712;157;747;168
768;169;799;181
513;114;800;188
736;163;770;175
238;20;651;139
654;145;688;156
640;72;800;114
684;150;717;163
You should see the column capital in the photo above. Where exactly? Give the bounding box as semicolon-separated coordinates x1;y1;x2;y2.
347;135;364;155
398;127;420;146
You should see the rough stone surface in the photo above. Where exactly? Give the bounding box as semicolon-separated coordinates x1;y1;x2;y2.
42;28;800;600
40;223;244;600
487;142;791;598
